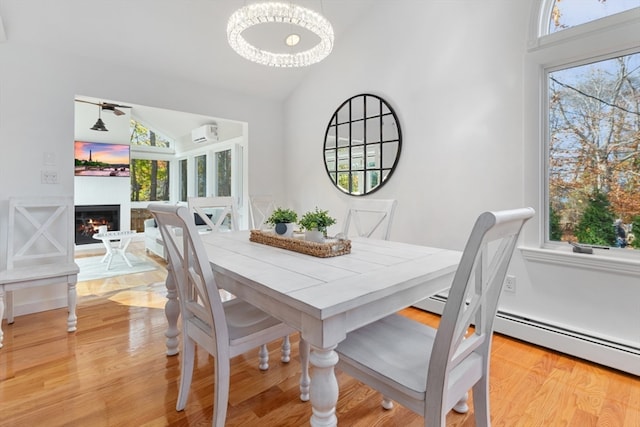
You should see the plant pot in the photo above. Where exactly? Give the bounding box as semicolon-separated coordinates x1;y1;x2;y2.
274;222;295;237
304;229;324;243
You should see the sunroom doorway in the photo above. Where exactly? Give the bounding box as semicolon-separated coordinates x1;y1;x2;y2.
74;96;249;249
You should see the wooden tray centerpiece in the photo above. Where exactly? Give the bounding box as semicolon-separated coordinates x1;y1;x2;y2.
249;230;351;258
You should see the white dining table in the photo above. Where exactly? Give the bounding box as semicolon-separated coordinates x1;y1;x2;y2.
163;230;461;427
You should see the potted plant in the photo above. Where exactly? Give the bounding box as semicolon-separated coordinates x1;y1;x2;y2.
266;207;298;237
299;207;336;243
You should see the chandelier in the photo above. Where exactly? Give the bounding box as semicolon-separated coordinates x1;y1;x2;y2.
227;2;334;67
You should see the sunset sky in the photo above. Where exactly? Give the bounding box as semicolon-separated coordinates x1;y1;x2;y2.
74;141;129;164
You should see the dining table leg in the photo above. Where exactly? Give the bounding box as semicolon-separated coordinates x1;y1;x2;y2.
164;269;180;356
309;346;339;427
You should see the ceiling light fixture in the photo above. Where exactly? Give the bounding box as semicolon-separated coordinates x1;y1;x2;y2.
285;33;301;47
227;2;334;67
90;105;108;131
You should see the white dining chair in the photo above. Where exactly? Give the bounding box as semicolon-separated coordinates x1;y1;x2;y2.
187;196;239;232
189;195;293;362
249;194;276;230
336;207;535;426
342;198;397;240
0;197;80;348
148;204;301;426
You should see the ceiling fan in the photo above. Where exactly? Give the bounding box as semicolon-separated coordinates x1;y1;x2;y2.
75;99;132;116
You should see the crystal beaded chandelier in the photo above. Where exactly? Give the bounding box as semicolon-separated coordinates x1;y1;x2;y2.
227;2;334;67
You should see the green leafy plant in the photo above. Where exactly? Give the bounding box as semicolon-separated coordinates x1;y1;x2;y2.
630;215;640;249
574;191;616;246
549;206;563;241
266;207;298;225
298;207;336;235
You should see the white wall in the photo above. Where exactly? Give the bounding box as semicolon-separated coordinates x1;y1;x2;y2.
283;0;639;374
0;42;285;316
285;1;527;248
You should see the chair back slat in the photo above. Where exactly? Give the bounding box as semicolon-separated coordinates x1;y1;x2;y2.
188;197;239;232
249;195;275;230
7;197;74;269
426;207;534;411
343;199;397;240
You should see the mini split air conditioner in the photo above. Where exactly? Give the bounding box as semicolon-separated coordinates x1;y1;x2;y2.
191;124;218;144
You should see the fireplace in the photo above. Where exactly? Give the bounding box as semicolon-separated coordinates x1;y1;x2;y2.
75;204;120;245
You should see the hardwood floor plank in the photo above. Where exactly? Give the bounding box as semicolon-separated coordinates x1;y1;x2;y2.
0;242;637;426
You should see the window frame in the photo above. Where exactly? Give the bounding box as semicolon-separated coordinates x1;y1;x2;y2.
523;1;640;271
178;157;188;203
194;153;208;198
129;148;174;208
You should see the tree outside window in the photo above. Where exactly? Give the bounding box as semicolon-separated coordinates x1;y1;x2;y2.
215;149;232;197
130;119;171;202
195;155;207;197
179;158;188;202
548;53;640;249
131;159;170;201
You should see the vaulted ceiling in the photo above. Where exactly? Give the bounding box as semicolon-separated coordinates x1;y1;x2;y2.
5;0;375;101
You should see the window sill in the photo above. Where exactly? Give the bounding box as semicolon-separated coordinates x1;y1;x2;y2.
520;245;640;276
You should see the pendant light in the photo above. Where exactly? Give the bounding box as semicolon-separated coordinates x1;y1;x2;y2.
90;105;108;131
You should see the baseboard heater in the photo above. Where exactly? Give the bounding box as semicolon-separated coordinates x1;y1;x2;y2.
418;295;639;375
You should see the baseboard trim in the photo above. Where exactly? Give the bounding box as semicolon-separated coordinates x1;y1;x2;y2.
413;297;640;376
6;296;68;319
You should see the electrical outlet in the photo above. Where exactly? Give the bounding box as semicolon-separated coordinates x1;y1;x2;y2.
504;275;516;293
41;170;58;184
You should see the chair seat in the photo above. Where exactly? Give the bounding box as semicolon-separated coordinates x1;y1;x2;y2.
338;314;483;403
224;298;292;344
0;262;79;285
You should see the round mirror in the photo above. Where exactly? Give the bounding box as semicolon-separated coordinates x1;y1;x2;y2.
323;94;402;196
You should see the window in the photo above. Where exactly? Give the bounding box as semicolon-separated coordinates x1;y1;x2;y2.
195;154;207;197
130;119;173;202
215;149;232;197
548;0;639;34
130;119;171;148
179;158;188;202
548;54;640;249
130;159;170;201
537;1;640;252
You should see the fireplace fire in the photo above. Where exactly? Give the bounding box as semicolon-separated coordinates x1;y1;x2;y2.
75;205;120;245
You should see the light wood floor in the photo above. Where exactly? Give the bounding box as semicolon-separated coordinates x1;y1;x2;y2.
0;241;638;426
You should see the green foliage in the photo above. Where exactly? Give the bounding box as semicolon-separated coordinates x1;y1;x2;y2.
338;173;359;193
549;206;563;241
130;159;170;202
129;119;172;202
631;216;640;249
299;207;336;234
574;192;616;246
130;119;171;147
266;207;298;225
75;158;109;168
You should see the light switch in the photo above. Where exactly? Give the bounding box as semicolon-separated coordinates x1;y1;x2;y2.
44;152;56;166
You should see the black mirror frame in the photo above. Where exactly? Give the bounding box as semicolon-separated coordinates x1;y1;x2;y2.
323;93;402;196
